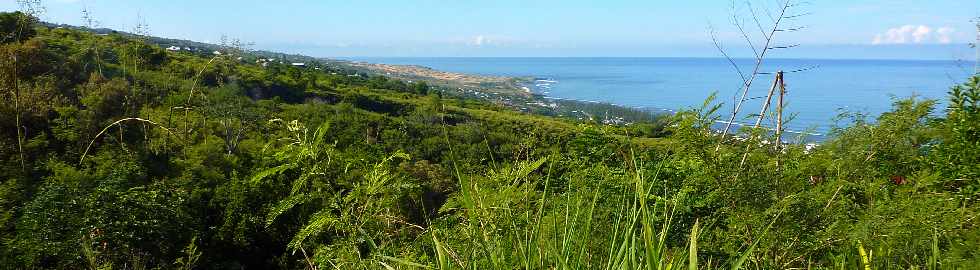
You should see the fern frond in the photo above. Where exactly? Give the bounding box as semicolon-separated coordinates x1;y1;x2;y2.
265;193;311;227
288;209;337;251
251;163;295;184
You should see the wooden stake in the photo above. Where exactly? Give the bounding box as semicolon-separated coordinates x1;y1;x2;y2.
753;72;781;129
775;71;785;150
739;71;783;167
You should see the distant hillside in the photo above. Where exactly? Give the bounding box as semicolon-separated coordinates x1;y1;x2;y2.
38;21;664;123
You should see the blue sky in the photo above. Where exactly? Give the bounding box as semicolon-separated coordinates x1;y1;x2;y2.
2;0;978;59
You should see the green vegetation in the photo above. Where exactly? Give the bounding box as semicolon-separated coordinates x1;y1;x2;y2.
1;12;978;269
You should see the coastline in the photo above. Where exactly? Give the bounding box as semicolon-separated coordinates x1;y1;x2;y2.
334;58;829;141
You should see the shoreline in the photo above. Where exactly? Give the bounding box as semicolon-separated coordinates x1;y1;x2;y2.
335;59;828;141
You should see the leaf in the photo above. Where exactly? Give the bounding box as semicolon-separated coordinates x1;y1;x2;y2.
858;241;871;270
930;230;940;270
731;204;785;270
730;242;756;270
287;209;336;251
312;121;331;148
378;255;432;269
432;232;452;270
289;173;313;196
251;163;294;184
511;156;548;184
265;193;309;227
689;220;699;270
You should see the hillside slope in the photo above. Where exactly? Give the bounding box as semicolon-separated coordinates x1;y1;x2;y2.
1;12;979;269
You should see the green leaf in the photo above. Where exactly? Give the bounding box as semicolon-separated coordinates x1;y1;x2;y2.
287;209;336;251
251;163;294;184
265;193;309;227
378;255;432;269
689;220;699;270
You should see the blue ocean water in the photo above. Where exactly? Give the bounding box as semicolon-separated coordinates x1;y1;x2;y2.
349;57;976;135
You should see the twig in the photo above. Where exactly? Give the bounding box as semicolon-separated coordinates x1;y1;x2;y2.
299;246;317;270
79;118;178;164
822;185;844;212
183;56;218;133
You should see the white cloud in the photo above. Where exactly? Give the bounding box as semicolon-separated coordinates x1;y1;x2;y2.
472;35;487;46
872;25;956;45
465;35;517;47
936;27;955;44
911;25;932;43
452;35;524;48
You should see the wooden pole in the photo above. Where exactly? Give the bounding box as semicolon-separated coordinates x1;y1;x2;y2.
739;71;782;167
753;73;781;129
775;71;785;150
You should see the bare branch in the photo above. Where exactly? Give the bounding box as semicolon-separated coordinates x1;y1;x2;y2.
745;1;769;37
16;0;46;18
732;0;760;59
710;25;749;87
716;0;797;149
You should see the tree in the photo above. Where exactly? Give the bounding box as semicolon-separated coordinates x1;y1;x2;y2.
0;12;36;44
413;81;430;95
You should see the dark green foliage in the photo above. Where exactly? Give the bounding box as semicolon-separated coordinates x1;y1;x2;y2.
0;11;36;43
0;14;978;268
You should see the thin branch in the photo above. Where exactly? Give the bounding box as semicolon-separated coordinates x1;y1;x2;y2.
182;56;218;134
79;118;178;164
732;3;761;59
745;0;769;38
717;0;795;149
710;27;749;116
710;26;749;85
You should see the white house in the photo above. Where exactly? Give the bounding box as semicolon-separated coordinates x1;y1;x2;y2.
166;46;181;51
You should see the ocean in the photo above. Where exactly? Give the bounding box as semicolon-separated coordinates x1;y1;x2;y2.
348;57;977;136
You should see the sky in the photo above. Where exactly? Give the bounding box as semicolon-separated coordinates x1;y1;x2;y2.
2;0;978;59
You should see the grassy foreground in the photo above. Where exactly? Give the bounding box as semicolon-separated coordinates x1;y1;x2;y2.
1;12;979;269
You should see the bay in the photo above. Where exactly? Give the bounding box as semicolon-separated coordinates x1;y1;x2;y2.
348;57;976;136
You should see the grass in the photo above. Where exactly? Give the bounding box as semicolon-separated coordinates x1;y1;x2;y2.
380;133;773;270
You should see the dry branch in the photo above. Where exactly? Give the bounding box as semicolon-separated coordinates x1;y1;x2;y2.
715;0;800;151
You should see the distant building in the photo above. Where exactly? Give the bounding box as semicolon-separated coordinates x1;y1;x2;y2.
291;62;306;67
166;46;181;51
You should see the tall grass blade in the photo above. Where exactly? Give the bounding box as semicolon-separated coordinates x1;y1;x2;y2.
858;241;871;270
689;219;699;270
